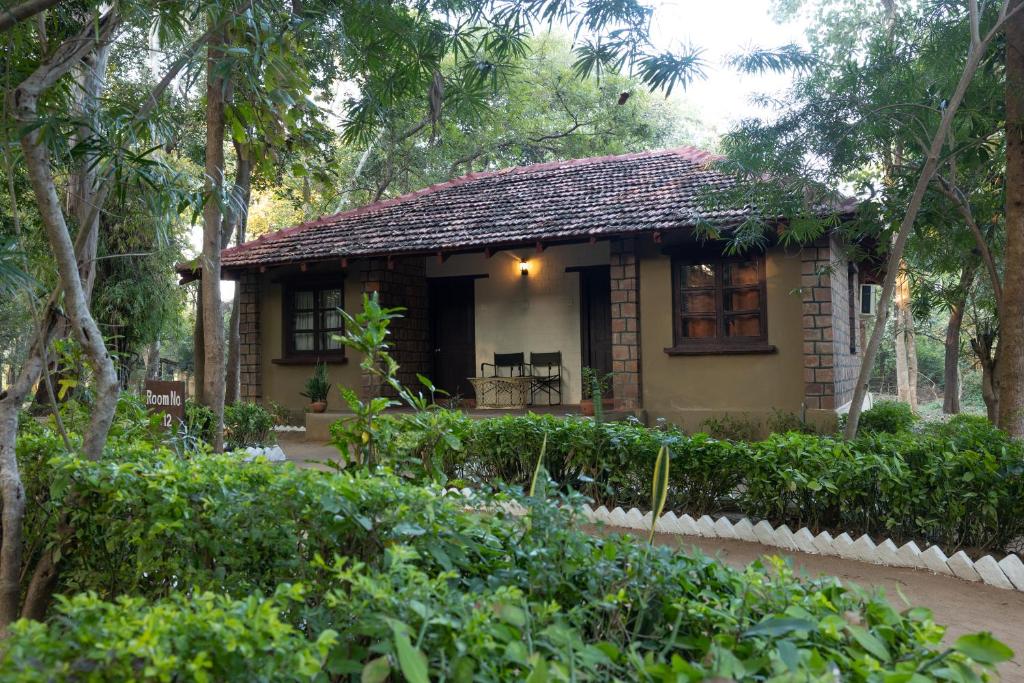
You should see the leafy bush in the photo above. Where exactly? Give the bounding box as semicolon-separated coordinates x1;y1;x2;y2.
766;408;817;435
28;452;502;602
224;401;276;449
1;589;335;682
8;446;1010;680
367;411;1024;553
184;398;215;443
699;413;761;440
859;400;917;433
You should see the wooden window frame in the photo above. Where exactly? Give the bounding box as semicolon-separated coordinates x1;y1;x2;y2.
665;251;775;356
275;278;347;365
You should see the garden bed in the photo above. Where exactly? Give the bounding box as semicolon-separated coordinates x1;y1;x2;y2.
354;409;1024;557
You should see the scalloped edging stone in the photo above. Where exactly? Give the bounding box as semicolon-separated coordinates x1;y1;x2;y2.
451;489;1024;593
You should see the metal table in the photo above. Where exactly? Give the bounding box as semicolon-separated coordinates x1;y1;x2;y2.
469;375;535;409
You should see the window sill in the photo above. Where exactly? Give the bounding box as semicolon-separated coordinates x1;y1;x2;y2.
271;356;348;366
663;343;777;356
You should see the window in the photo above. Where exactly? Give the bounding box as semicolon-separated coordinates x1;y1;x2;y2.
667;254;772;354
282;282;345;361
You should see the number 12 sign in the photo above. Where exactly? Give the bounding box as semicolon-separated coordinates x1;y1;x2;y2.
144;380;186;431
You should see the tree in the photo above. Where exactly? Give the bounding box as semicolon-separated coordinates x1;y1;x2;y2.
1000;0;1024;435
719;0;1020;436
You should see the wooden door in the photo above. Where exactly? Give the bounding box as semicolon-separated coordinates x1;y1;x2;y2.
429;277;476;399
579;266;613;395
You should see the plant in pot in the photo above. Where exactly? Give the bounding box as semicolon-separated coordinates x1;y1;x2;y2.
301;363;331;413
580;367;613;421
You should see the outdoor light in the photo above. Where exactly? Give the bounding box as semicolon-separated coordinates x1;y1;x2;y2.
519;260;530;276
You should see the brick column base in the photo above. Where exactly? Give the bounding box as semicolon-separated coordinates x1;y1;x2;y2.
610;238;642;409
238;271;262;402
359;257;430;399
800;239;836;410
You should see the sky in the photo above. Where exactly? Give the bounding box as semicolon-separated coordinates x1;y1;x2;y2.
649;0;810;128
204;0;810;299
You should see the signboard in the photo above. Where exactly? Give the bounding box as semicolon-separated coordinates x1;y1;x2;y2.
144;380;186;430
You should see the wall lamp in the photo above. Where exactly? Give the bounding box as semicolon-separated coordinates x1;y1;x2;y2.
519;260;530;277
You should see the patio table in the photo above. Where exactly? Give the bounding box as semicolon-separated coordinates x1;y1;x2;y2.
469;375;535;409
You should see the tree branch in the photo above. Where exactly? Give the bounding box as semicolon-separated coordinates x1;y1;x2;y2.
0;0;61;34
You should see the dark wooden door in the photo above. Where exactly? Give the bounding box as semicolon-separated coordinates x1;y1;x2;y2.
579;266;613;394
429;277;476;399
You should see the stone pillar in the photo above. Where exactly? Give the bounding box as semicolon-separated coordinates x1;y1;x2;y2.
800;238;837;410
801;236;863;412
238;271;262;402
359;256;430;398
610;238;642;409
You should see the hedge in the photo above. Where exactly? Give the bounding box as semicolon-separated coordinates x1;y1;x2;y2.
6;444;1009;680
353;411;1024;553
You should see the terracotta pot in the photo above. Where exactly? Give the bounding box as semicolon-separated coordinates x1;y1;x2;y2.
309;401;328;413
579;399;594;416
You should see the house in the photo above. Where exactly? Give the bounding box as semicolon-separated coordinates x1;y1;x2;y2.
185;147;865;435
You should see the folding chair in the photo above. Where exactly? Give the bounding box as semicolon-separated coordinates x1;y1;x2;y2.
529;351;562;406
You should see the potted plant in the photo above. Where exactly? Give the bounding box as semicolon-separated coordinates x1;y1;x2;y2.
301;363;331;413
580;367;612;419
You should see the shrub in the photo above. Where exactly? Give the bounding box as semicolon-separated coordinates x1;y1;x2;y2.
9;446;1009;680
224;401;276;449
699;413;761;440
24;449;508;602
859;400;917;434
367;411;1024;553
184;399;215;443
1;589;335;682
766;408;816;434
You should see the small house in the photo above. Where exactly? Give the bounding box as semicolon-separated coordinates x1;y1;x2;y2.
186;148;864;435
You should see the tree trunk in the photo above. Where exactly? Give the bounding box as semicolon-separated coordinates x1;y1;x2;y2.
201;33;227;451
972;327;1000;422
225;287;241;405
844;16;997;438
3;9;121;630
193;282;205;404
0;312;58;632
223;142;252;406
1000;0;1024;437
145;340;161;380
943;265;975;414
69;42;112;303
12;10;121;462
893;265;918;408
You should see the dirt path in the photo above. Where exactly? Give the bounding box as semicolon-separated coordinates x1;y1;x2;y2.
598;526;1024;680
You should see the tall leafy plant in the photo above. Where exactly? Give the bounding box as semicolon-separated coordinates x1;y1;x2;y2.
330;293;445;468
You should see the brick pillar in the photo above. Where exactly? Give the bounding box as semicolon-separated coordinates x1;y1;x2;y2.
238;271;262;402
359;256;430;399
610;238;642;409
800;238;836;410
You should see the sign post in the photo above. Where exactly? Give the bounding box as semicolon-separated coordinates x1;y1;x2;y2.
144;380;186;431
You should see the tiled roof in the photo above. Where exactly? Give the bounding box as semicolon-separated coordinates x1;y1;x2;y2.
214;147;805;271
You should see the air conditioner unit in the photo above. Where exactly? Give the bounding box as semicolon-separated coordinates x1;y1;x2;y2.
860;284;880;317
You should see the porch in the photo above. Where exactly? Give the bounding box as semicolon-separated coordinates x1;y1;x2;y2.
373;239;640;409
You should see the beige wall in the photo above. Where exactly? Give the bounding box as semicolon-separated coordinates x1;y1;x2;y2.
427;243;610;404
254;239;834;432
258;263;365;414
638;241;822;432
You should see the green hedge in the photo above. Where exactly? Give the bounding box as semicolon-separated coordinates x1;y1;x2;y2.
6;446;1009;680
358;411;1024;553
2;590;335;682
